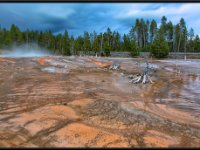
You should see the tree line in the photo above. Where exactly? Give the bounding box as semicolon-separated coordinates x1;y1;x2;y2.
0;16;200;58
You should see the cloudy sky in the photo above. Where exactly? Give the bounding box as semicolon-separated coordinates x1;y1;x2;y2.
0;3;200;37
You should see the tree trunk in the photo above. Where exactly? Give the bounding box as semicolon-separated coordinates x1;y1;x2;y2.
178;33;181;52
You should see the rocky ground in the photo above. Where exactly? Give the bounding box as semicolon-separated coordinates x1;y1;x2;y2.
0;56;199;148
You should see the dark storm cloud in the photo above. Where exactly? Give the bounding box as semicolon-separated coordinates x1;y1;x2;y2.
38;13;77;33
0;3;200;37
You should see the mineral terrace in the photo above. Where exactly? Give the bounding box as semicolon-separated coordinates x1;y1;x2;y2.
0;56;200;147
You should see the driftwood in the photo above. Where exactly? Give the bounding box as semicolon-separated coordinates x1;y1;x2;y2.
129;60;154;84
109;63;120;70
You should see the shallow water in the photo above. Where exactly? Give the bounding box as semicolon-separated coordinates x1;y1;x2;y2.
41;67;69;74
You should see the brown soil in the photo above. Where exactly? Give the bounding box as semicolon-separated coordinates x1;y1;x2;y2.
0;56;200;148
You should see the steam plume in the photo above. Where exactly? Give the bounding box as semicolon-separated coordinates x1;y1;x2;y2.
0;43;53;57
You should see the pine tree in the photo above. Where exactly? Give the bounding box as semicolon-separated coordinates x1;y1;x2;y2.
179;18;187;53
63;30;71;56
194;35;200;52
150;27;169;58
188;28;195;52
150;19;157;44
166;21;173;51
104;41;110;56
83;31;91;54
92;31;100;54
70;35;75;55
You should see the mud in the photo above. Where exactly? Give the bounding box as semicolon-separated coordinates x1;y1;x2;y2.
0;56;200;148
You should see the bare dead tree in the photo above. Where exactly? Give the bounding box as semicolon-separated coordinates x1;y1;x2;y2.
129;54;154;84
100;34;103;56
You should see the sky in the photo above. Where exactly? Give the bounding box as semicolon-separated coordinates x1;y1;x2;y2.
0;3;200;37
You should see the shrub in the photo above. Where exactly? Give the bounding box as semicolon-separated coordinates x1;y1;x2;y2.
150;40;169;58
130;42;140;57
130;47;140;57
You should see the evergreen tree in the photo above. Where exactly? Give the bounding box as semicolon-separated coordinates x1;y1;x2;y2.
188;28;195;52
92;31;100;54
62;30;71;56
74;36;84;55
83;31;91;54
70;35;75;55
150;29;169;58
160;16;168;40
150;19;157;44
121;34;131;51
179;18;187;53
194;35;200;52
112;31;120;51
104;41;110;56
0;16;200;56
166;21;173;51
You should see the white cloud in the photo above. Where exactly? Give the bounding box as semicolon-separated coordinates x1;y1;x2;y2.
111;3;200;35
